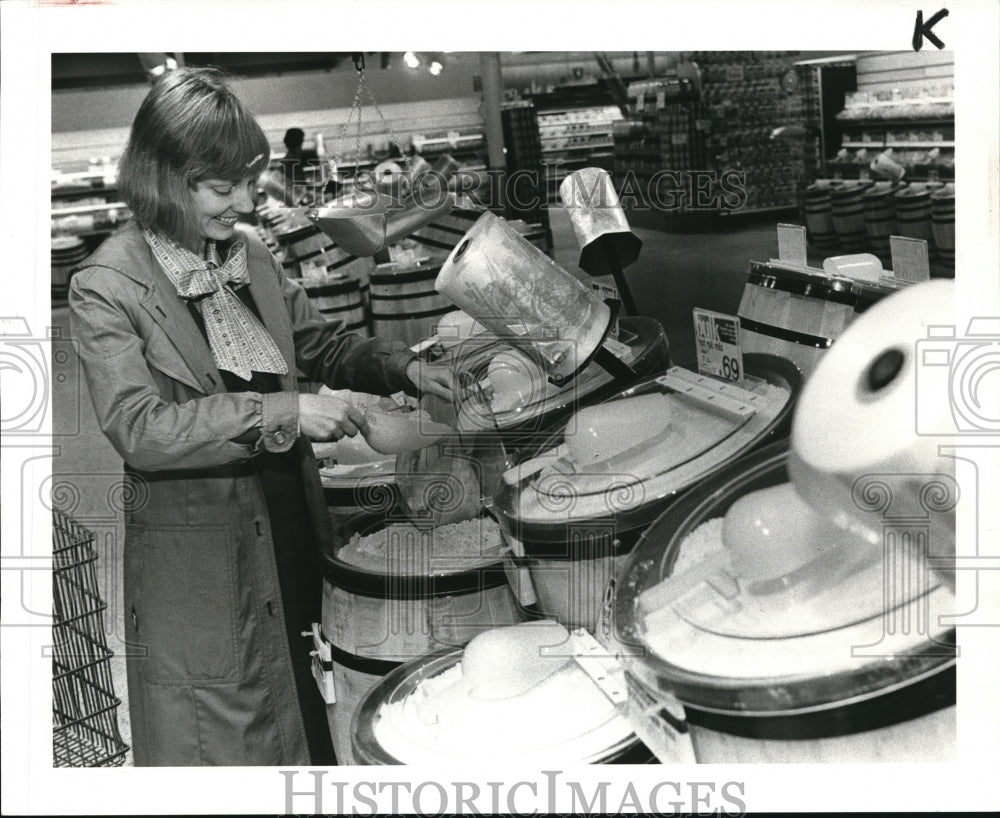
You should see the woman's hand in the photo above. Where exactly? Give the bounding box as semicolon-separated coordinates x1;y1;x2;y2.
298;394;369;441
405;359;455;402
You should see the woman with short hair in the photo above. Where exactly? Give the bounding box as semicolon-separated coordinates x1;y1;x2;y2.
69;67;452;766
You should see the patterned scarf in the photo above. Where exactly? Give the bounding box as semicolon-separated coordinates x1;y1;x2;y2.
144;227;288;381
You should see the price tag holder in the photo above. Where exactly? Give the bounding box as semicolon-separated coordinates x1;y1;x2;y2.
693;308;743;383
592;283;620;339
776;223;808;266
890;235;931;283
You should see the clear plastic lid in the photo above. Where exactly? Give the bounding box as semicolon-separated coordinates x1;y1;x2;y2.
614;441;956;714
491;355;800;541
353;633;636;765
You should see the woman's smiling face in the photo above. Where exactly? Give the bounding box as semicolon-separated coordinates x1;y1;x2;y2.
188;176;257;245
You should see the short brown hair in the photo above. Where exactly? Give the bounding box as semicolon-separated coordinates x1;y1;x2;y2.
117;67;270;244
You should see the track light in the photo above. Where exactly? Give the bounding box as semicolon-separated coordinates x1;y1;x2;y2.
403;52;445;75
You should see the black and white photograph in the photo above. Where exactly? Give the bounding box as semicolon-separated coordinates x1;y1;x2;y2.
2;0;998;815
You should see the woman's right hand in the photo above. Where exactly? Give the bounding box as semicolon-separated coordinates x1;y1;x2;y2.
298;394;370;441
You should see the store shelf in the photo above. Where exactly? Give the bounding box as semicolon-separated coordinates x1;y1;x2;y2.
539;127;616;138
542;142;615;154
841;141;954;149
52;185;118;201
837;117;954;130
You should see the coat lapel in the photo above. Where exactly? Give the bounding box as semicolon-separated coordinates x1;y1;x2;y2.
139;272;225;395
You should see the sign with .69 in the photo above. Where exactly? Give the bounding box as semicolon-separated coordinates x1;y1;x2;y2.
693;308;743;383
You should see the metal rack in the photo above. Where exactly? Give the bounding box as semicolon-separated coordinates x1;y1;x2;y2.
51;510;129;767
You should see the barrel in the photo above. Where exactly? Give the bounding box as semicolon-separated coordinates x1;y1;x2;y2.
862;182;901;261
351;641;658;765
298;275;370;335
737;261;857;377
830;182;871;252
369;261;453;346
51;236;89;301
491;355;801;635
894;184;935;245
931;183;955;268
274;221;375;281
322;515;524;764
614;440;956;763
802;184;839;250
410;205;483;253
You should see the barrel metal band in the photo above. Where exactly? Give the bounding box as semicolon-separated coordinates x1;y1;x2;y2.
328;643;403;677
739;316;836;350
323;558;511;599
369;267;444;286
684;663;955;740
372;305;454;322
746;272;856;305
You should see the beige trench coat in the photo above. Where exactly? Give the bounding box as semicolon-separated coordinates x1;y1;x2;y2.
69;220;414;765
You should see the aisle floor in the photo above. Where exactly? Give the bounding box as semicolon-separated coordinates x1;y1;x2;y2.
49;209;785;766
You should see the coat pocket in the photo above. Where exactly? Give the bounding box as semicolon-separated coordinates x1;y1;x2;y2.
127;523;240;685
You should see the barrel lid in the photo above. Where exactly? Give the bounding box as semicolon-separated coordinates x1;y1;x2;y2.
747;261;855;297
614;441;956;715
51;235;86;251
830;179;873;196
862;180;905;199
490;353;800;543
352;637;637;765
930;182;956;200
453;316;669;436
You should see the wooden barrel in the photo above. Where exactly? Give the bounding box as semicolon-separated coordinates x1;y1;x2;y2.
802;184;839;250
615;441;956;763
274;221;374;281
322;516;524;764
931;183;956;267
895;185;935;245
410;206;483;253
737;262;857;377
830;182;871;252
862;182;901;261
369;261;453;346
51;236;89;301
298;276;370;335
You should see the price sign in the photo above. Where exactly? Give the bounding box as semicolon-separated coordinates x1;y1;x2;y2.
776;223;808;265
693;308;743;382
890;235;931;283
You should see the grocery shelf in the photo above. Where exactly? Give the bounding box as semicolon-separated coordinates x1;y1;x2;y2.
542;142;615;154
841;141;954;149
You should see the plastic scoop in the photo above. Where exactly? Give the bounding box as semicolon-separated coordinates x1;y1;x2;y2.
415;621;573;725
363;408;455;455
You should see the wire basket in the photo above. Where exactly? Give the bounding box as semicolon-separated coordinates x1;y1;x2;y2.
52;510;129;767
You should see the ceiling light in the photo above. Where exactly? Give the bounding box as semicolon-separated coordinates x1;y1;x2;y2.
404;51;421;69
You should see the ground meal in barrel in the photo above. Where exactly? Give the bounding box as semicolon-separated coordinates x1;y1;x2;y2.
338;518;504;575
